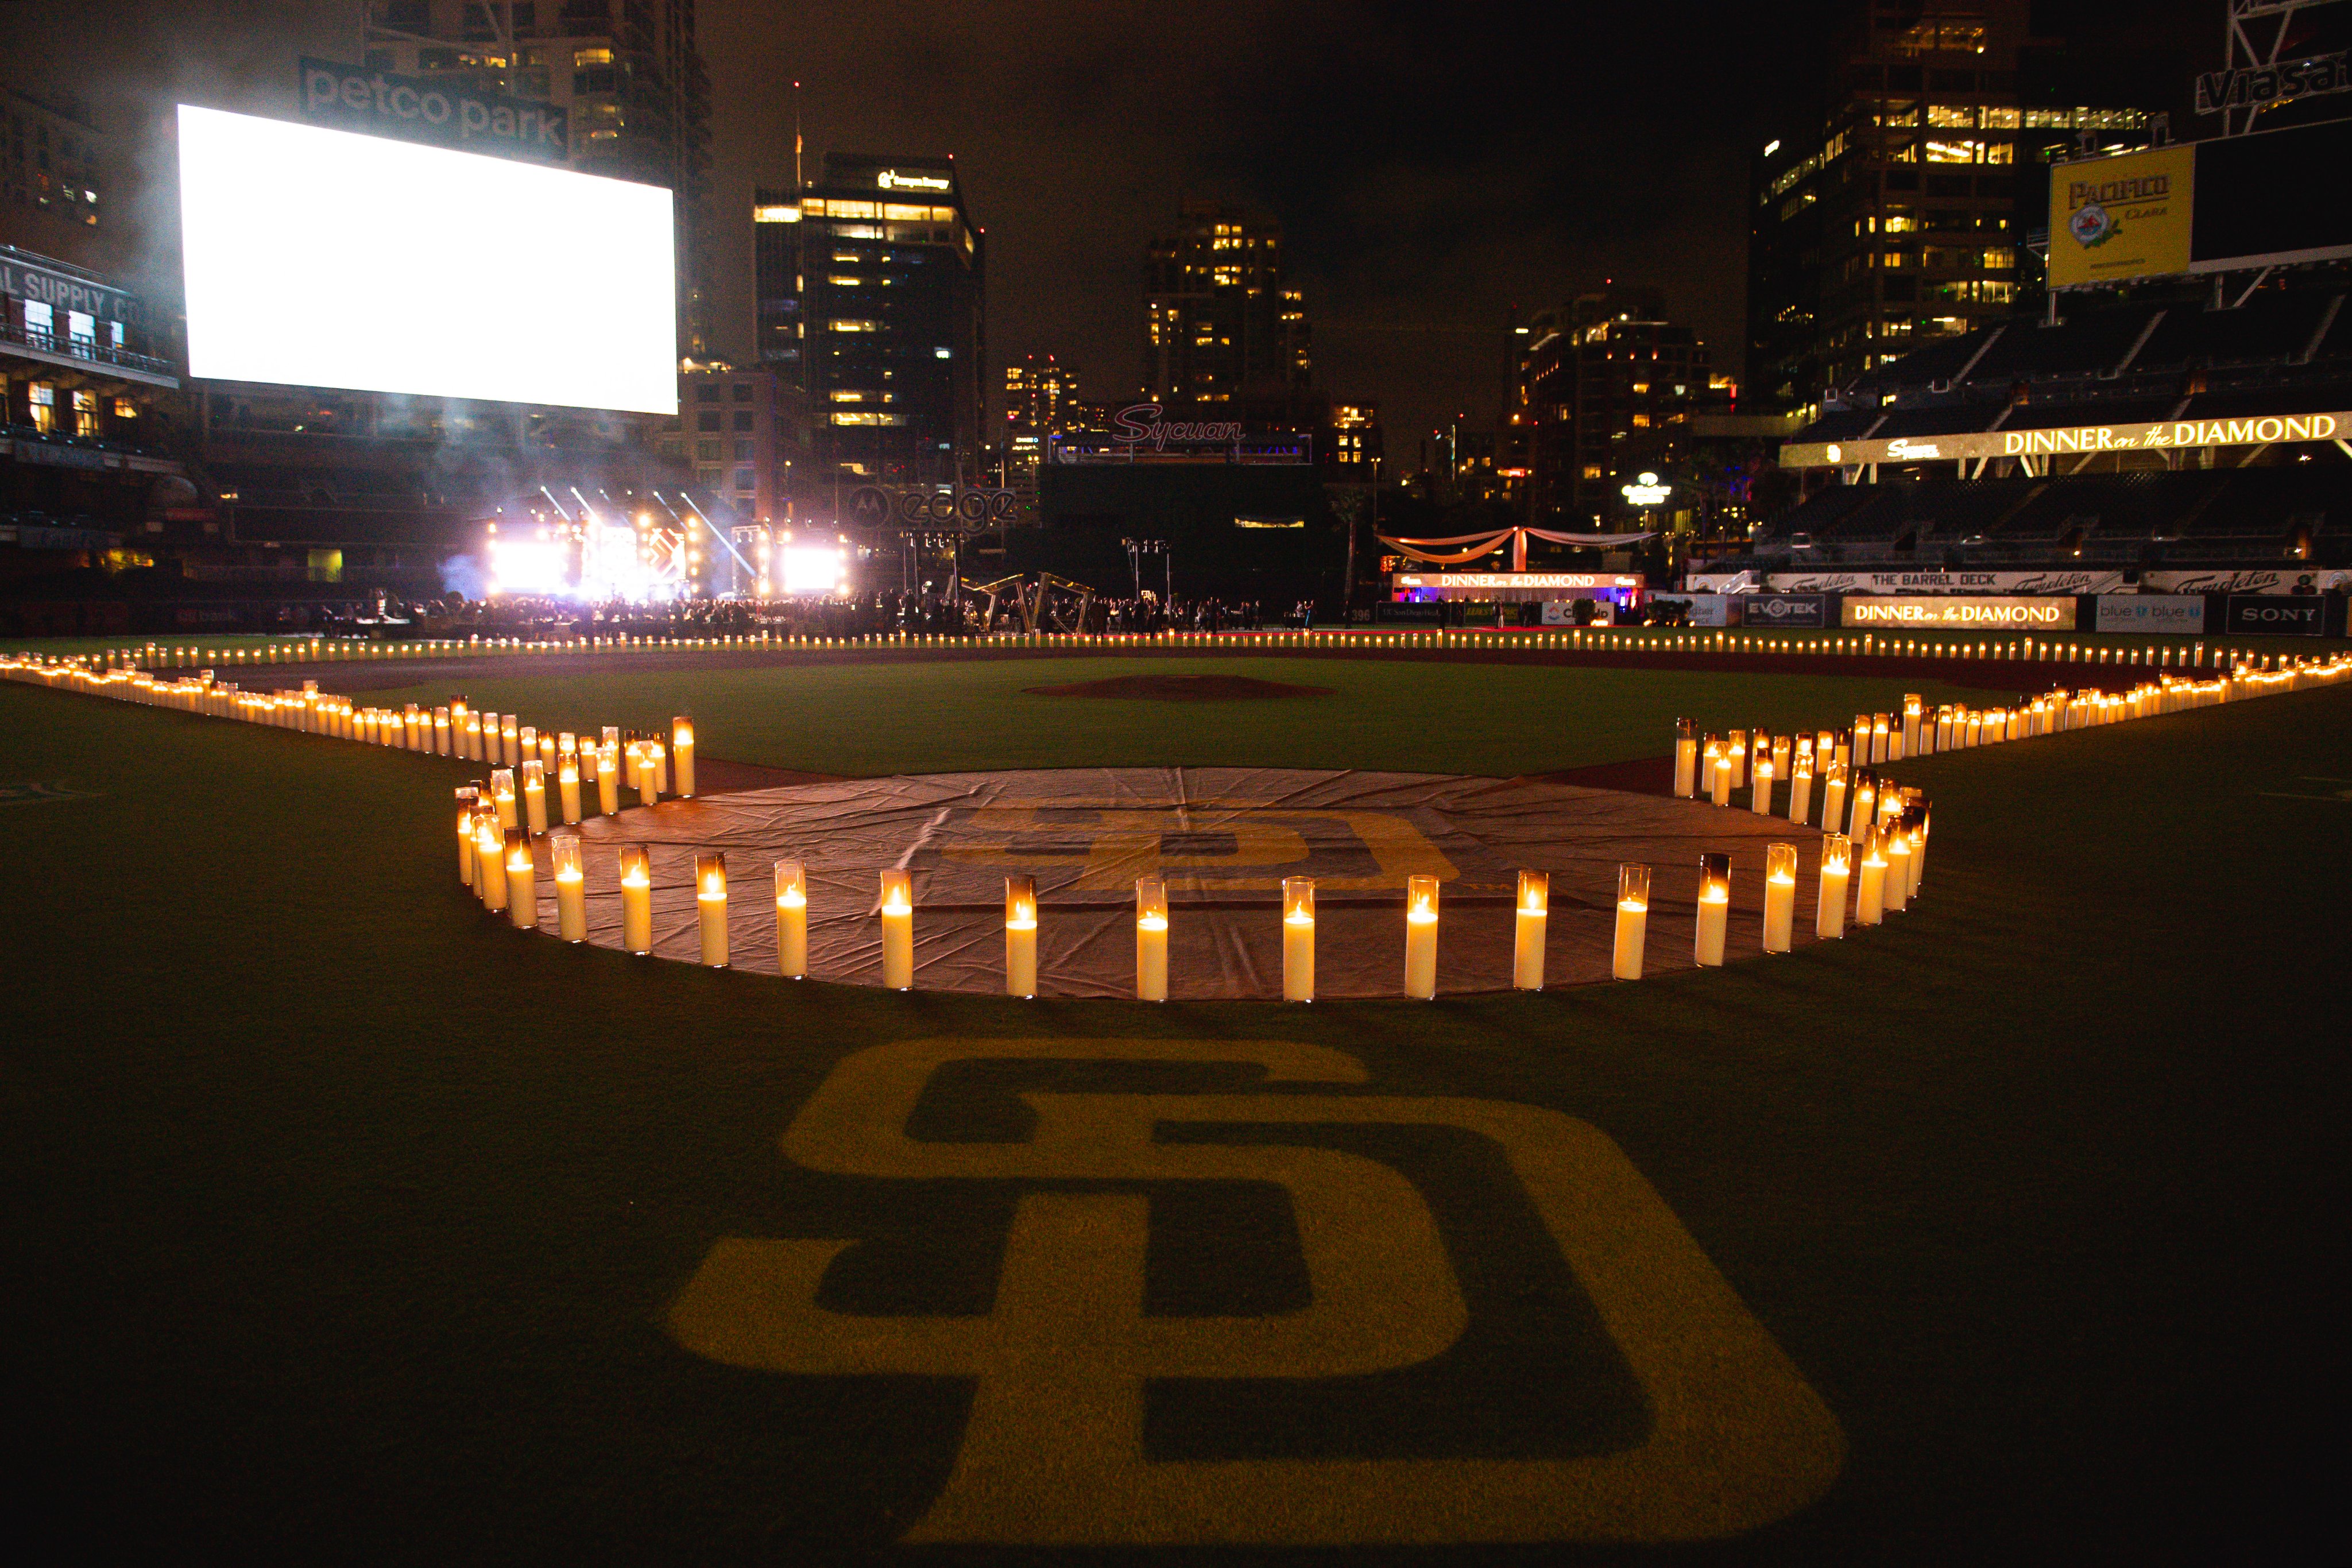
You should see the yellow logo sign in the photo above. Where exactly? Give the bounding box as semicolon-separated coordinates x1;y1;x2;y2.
2048;144;2195;289
668;1038;1845;1545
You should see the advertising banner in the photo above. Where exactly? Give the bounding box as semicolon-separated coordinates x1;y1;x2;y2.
1769;569;2124;595
2048;144;2195;289
1633;594;1731;626
1842;596;2078;630
1680;570;1757;594
1735;593;1828;628
299;57;567;162
1779;412;2345;469
2223;596;2327;637
2141;568;2351;595
2095;595;2206;634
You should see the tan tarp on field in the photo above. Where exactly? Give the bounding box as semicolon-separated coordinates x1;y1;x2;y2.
547;769;1848;998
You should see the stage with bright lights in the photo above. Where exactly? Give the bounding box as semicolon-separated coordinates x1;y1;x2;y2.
556;767;1825;998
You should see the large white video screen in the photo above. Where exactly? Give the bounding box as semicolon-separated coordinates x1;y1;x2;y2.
178;104;676;415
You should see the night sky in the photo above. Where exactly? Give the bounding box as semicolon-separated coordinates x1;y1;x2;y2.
8;0;1852;450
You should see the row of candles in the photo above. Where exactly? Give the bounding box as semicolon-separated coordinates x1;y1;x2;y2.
1669;656;2352;825
0;653;701;812
455;811;1924;1000
57;631;2348;673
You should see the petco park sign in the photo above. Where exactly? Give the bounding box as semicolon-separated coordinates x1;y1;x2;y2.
1781;412;2346;469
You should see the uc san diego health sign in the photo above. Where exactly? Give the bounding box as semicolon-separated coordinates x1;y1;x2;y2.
1781;412;2345;469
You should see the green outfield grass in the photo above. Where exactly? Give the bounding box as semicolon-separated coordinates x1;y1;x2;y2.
351;656;2021;776
2;659;2342;1560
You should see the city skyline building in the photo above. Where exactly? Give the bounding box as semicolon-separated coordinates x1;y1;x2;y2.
1142;199;1312;405
1745;0;2157;408
1512;285;1716;528
753;151;987;509
1003;351;1077;481
362;0;715;358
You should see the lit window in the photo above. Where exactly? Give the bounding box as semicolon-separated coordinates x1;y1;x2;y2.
1927;105;1978;127
828;276;863;286
573;47;612;67
828;320;880;332
934;346;950;358
830;412;908;426
1883;214;1917;233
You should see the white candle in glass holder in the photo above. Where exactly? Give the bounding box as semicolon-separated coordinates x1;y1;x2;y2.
1613;864;1650;980
1707;737;1732;806
1513;870;1548;991
1005;875;1038;997
1789;750;1815;825
1903;694;1923;754
1855;830;1887;926
434;707;452;754
1403;873;1439;999
620;846;653;954
652;741;669;796
455;788;480;883
672;717;696;797
500;715;520;766
491;768;518;834
1673;718;1698;797
558;756;582;824
506;830;537;931
880;869;915;989
463;711;483;761
522;760;548;836
1727;729;1748;788
1847;775;1875;839
1282;877;1316;1002
639;743;663;807
1694;854;1729;967
552;834;586;942
1751;758;1774;815
1763;843;1797;952
774;859;808;977
597;746;620;815
624;739;642;789
519;725;537;768
478;816;508;912
1883;826;1912;913
697;853;729;966
1771;733;1792;783
1820;761;1848;839
1135;875;1169;1001
1817;833;1850;939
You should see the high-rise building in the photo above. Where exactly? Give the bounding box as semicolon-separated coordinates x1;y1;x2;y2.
752;152;987;506
1746;0;2156;406
1512;287;1714;528
1;83;110;274
1142;200;1311;404
363;0;714;356
662;362;802;525
1003;353;1077;481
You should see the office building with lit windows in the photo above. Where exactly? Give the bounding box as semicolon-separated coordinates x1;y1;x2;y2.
363;0;714;356
1746;0;2155;406
1512;287;1715;528
752;152;986;506
1003;353;1077;481
662;363;803;526
1142;200;1311;404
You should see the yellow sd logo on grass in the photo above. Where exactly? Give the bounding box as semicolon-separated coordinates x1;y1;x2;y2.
669;1039;1844;1545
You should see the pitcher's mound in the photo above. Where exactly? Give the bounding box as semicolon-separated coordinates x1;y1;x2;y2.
1024;673;1334;701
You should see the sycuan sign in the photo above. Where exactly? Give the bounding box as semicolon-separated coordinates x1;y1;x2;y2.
1782;412;2346;468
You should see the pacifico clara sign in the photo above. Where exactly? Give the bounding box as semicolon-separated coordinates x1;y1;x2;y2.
1782;411;2345;469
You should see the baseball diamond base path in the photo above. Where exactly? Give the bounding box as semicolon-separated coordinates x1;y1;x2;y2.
558;768;1843;998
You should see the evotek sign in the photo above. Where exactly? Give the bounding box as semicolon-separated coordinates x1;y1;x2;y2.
2195;52;2350;115
299;58;567;162
1783;412;2346;468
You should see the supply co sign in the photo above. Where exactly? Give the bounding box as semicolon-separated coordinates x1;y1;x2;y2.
1842;596;2078;630
299;58;567;161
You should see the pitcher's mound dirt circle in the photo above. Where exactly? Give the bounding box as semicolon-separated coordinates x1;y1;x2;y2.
1024;672;1334;700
